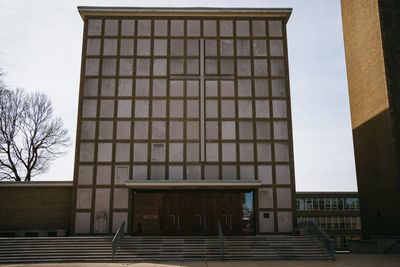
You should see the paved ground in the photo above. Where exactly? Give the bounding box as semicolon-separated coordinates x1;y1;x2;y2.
2;254;400;267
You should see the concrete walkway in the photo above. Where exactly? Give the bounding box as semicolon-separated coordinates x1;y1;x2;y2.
2;254;400;267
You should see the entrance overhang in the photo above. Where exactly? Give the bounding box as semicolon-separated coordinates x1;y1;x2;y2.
126;180;261;189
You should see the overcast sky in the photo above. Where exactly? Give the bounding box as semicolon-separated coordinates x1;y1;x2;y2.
0;0;357;191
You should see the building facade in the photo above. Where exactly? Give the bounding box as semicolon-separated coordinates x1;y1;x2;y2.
72;7;295;235
341;0;400;237
296;192;361;250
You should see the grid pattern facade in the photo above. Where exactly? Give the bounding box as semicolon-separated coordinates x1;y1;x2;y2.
73;11;294;234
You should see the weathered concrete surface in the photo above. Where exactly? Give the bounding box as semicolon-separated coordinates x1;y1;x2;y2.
3;254;400;266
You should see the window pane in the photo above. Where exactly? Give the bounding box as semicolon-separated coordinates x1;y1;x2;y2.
338;198;344;210
326;217;332;229
331;198;338;210
344;198;352;210
242;191;254;234
319;198;325;210
324;198;331;210
319;217;327;228
339;217;345;229
306;198;313;210
345;217;352;229
313;198;319;210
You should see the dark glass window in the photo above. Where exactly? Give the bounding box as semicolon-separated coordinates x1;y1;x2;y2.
242;191;255;233
331;198;338;210
338;198;344;210
319;217;327;228
324;198;331;210
339;217;345;229
319;198;325;210
306;198;313;210
313;198;319;210
344;198;352;210
345;217;352;229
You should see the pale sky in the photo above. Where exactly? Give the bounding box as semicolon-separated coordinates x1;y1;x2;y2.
0;0;357;191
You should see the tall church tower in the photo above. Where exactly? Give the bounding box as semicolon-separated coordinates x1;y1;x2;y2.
72;7;295;235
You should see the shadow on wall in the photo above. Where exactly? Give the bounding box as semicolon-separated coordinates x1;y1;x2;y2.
352;108;400;237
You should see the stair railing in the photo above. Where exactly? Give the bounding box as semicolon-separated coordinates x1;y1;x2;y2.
112;221;125;261
384;239;400;254
217;220;224;261
298;220;335;259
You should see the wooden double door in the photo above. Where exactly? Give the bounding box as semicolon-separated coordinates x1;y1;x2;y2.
133;190;250;235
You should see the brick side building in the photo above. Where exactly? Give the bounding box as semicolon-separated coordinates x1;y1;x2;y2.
341;0;400;237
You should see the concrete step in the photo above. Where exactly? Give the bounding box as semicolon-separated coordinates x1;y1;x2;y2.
0;235;334;263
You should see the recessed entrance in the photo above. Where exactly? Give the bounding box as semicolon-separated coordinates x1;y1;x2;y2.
132;190;254;235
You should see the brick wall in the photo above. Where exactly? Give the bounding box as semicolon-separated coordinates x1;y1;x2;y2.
0;185;72;231
341;0;400;237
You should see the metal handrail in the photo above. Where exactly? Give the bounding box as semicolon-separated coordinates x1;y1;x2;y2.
217;220;224;261
384;239;400;253
112;221;125;260
298;220;335;259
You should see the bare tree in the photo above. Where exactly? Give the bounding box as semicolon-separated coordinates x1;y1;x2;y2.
0;82;70;181
0;68;5;88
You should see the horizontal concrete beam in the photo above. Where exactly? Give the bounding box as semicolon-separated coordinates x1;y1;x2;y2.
78;6;292;20
0;181;73;187
126;179;262;189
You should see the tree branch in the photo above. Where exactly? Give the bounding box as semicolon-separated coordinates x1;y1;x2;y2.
0;86;70;181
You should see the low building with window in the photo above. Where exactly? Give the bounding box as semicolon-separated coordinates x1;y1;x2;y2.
296;192;361;250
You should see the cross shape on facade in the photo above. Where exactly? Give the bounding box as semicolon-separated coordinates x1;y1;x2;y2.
169;39;234;161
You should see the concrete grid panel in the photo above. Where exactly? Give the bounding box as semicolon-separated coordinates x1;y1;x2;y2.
76;13;294;234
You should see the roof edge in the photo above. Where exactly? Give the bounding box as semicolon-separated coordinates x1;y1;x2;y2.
0;181;73;187
77;6;292;21
296;191;358;195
